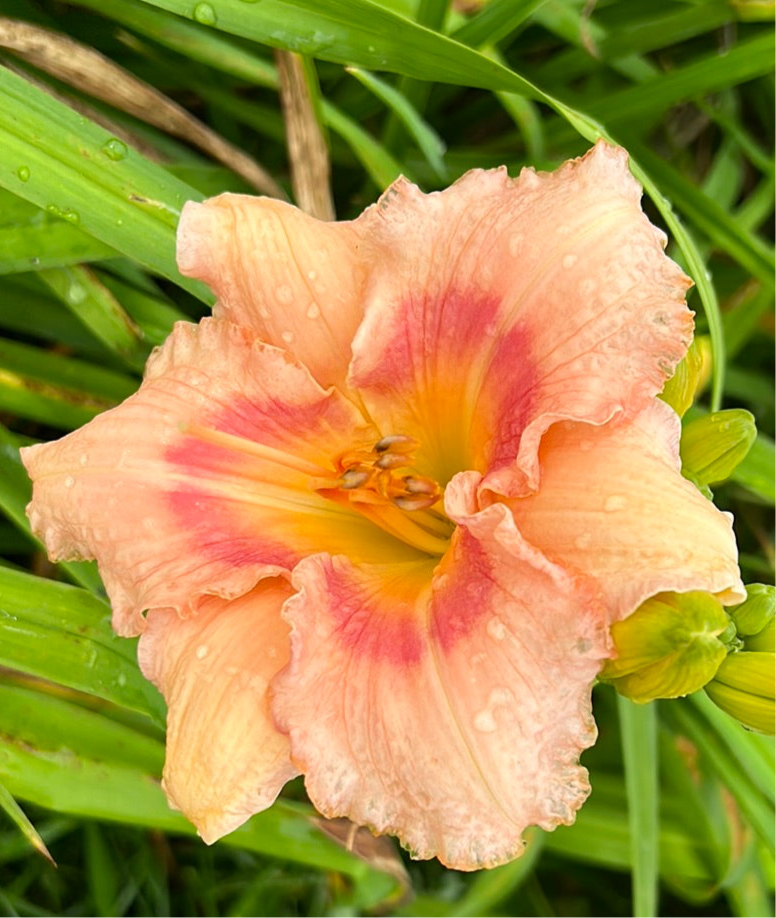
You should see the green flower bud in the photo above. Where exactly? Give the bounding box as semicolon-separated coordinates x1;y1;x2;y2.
705;651;775;734
659;336;709;418
746;618;775;653
600;591;729;703
680;409;756;486
729;0;776;24
729;584;775;638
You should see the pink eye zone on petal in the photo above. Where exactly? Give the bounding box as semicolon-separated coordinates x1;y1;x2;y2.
274;501;611;870
350;287;539;485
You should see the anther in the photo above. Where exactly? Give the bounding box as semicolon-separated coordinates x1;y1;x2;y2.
403;475;438;495
375;452;413;470
393;493;439;512
340;468;372;489
374;434;419;454
317;433;450;554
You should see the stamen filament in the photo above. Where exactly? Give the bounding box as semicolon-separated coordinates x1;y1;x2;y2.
408;506;453;539
357;503;449;556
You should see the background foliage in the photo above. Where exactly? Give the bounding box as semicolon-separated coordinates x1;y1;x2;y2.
0;0;773;915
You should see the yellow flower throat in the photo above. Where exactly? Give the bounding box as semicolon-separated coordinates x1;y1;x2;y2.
183;424;452;557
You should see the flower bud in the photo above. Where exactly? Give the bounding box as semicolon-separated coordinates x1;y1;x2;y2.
600;591;729;703
730;0;776;22
705;651;775;734
729;584;775;638
745;618;775;653
680;409;756;486
659;336;710;417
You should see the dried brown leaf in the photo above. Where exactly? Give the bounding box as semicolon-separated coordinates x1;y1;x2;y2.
0;17;285;198
313;815;412;910
276;50;334;220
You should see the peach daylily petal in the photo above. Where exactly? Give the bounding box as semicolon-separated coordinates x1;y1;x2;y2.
138;579;298;842
22;142;746;867
509;399;746;619
273;503;610;870
177;195;370;389
22;318;406;636
349;141;692;489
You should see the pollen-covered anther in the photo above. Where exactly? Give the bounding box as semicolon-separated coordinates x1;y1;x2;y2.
327;434;441;512
374;434;419;454
340;468;373;490
393;475;440;511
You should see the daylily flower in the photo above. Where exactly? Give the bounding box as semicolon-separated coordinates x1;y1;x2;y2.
21;141;744;870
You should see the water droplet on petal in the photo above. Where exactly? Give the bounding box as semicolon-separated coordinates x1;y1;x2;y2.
16;166;30;182
306;303;320;320
473;708;498;733
281;330;294;344
193;2;217;23
563;253;578;269
196;644;209;660
487;617;506;641
575;531;593;549
489;686;514;705
276;284;293;304
79;453;89;466
102;138;128;161
307;269;317;280
64;475;75;488
604;494;627;512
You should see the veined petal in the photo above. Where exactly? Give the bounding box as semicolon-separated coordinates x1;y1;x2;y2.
509;399;745;619
272;504;610;870
138;579;298;842
177;195;370;389
22;319;407;636
349;141;692;489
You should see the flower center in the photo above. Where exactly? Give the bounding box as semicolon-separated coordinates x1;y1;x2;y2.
336;435;441;510
314;434;453;556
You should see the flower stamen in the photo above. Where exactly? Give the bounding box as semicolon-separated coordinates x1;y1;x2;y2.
332;435;442;512
315;434;452;555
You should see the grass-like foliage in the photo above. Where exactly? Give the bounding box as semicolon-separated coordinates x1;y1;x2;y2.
0;0;773;915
